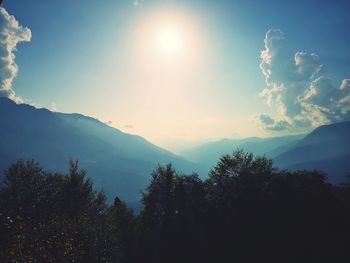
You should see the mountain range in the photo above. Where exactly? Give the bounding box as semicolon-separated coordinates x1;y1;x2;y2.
1;97;350;203
182;122;350;184
180;135;304;169
273;121;350;183
0;97;200;203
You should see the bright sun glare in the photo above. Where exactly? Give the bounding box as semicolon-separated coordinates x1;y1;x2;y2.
156;27;183;56
129;5;208;93
133;8;204;66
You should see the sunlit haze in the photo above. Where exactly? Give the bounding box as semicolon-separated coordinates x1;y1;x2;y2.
4;0;350;152
1;2;350;261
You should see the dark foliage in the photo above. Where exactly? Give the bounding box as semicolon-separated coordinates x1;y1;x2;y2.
0;160;126;262
1;150;350;262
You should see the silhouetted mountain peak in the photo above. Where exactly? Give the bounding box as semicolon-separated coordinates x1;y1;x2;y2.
273;121;350;183
57;112;109;127
301;121;350;144
0;96;14;104
0;99;200;202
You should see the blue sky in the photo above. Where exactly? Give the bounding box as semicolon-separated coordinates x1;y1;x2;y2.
2;0;350;151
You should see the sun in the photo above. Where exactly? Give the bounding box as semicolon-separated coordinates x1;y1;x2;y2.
132;8;205;69
156;27;183;57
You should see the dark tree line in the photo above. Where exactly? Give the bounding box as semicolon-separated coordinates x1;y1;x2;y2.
1;150;350;262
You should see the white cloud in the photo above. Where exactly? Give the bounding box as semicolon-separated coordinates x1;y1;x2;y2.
294;52;322;79
337;79;350;109
257;29;350;131
255;114;290;131
340;79;350;90
0;7;31;103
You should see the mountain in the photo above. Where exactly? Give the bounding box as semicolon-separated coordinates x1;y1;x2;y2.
181;121;350;184
180;135;304;171
0;97;200;202
273;121;350;184
2;97;349;200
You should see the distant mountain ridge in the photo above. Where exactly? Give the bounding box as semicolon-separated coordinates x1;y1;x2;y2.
180;134;304;171
0;97;200;202
181;121;350;184
1;96;349;201
273;121;350;183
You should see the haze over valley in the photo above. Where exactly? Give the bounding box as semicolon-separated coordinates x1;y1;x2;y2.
1;1;350;262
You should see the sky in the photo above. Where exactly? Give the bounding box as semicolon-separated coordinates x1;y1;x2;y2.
1;0;350;152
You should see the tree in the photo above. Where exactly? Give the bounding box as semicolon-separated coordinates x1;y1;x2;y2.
139;164;206;263
107;197;136;263
1;153;350;263
204;150;350;262
0;160;120;262
0;160;65;261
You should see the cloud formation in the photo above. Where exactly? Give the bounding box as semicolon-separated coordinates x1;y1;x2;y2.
255;114;290;131
0;7;31;103
257;29;350;131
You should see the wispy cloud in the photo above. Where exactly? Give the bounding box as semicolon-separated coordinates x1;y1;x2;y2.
133;0;144;7
257;29;350;131
0;7;31;103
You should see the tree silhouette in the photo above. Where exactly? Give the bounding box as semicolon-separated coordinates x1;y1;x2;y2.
0;152;350;263
107;196;136;263
0;160;123;262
